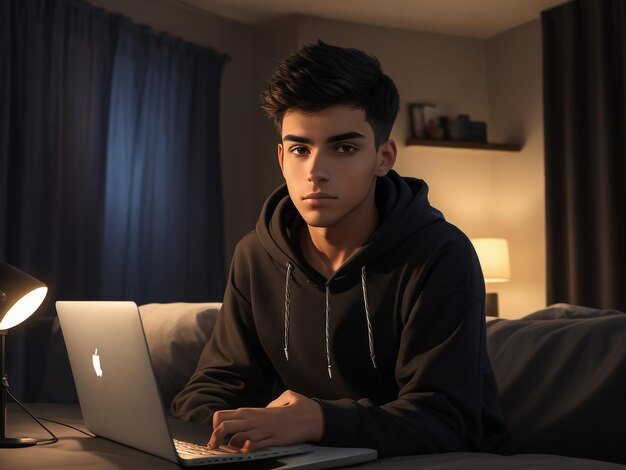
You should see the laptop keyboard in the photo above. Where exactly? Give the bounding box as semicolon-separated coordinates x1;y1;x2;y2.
173;438;241;456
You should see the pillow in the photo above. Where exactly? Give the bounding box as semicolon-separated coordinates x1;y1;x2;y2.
486;307;626;464
139;302;221;409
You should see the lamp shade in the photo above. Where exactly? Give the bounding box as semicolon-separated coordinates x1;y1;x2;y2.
0;263;48;330
470;238;511;283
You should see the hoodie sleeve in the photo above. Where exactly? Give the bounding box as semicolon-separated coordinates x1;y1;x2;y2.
170;244;277;425
313;235;502;457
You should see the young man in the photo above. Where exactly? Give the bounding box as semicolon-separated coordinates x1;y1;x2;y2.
171;41;508;457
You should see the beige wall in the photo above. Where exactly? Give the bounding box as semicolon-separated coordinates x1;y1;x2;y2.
487;20;546;318
79;2;547;316
250;18;300;215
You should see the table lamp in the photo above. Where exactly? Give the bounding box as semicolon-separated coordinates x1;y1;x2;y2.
0;262;48;447
470;238;511;317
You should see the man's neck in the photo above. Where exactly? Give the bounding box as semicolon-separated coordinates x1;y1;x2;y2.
299;206;379;279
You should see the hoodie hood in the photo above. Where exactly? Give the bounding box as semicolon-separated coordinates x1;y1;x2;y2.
256;170;444;378
256;169;444;283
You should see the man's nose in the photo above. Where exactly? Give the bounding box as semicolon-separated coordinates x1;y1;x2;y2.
307;151;330;184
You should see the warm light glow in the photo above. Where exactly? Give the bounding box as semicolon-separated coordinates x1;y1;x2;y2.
0;286;48;330
471;238;511;283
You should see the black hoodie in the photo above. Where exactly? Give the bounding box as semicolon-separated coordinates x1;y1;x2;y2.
171;170;509;457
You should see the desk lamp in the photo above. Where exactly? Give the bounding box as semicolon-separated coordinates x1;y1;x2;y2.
0;262;48;447
470;238;511;317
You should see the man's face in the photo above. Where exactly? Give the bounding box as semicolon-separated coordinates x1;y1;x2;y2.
278;105;396;229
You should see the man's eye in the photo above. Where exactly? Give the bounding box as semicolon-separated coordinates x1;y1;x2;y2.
290;146;309;155
336;144;357;153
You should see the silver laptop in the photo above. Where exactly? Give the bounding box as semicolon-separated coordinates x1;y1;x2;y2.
56;301;377;468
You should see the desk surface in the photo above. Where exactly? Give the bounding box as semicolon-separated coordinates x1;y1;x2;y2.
2;403;626;470
3;403;372;470
3;403;177;469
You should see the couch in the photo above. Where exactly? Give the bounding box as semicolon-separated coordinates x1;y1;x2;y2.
135;301;626;468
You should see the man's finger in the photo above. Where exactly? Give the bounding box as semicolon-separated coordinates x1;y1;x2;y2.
208;417;256;449
212;410;236;429
212;408;257;426
228;427;272;449
238;436;277;453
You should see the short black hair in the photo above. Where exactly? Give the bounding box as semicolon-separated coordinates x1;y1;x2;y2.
260;41;400;148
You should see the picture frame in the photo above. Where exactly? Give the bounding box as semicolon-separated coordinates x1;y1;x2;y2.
408;102;435;139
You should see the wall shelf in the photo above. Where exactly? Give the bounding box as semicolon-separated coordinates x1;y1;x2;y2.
406;138;522;152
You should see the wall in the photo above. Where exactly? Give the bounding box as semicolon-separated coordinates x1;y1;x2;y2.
487;20;546;318
250;17;300;216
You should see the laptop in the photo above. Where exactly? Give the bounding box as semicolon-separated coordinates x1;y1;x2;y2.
56;301;377;468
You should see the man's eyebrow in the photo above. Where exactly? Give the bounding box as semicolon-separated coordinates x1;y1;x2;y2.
282;132;366;144
282;135;313;144
326;132;366;143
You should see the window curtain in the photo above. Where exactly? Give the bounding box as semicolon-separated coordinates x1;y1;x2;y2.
542;0;626;310
0;0;228;401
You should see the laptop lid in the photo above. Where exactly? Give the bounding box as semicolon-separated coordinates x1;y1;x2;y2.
56;301;183;462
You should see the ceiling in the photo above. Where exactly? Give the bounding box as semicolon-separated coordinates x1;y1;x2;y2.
177;0;568;39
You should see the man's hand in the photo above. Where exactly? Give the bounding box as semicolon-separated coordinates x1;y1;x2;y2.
207;390;323;453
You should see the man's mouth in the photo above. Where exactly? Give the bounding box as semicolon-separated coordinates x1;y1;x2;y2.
303;192;337;200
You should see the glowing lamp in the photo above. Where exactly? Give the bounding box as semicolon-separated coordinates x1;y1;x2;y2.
471;238;511;316
0;262;48;447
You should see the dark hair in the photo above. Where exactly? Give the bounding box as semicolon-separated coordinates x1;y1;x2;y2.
260;41;400;148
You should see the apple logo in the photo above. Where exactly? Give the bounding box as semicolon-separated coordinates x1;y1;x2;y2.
92;348;103;377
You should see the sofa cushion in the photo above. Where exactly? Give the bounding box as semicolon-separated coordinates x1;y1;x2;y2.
139;302;220;409
522;302;625;320
486;304;626;464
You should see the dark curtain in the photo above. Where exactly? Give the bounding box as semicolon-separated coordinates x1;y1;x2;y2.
0;0;227;401
543;0;626;310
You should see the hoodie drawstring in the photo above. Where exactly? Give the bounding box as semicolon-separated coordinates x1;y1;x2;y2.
325;285;332;378
284;262;293;361
282;262;377;378
361;267;378;370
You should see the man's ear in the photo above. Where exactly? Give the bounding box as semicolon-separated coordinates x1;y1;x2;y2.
375;139;397;176
277;143;285;174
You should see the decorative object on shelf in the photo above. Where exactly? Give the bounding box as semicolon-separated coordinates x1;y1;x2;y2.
437;116;450;140
457;114;487;143
0;262;48;448
470;238;511;317
409;102;436;139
